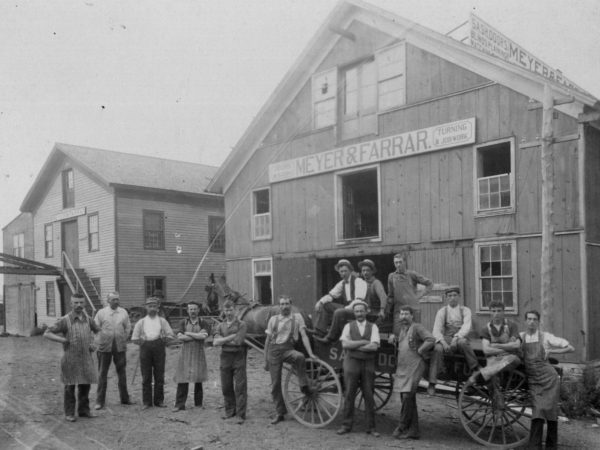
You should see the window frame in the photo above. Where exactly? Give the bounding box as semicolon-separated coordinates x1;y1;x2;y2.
340;57;378;141
144;276;166;299
334;164;382;244
46;281;56;317
252;257;273;305
44;223;54;258
208;216;225;253
376;42;407;112
13;233;24;258
62;169;75;209
311;68;337;130
473;137;516;217
252;188;272;241
87;212;99;252
143;209;165;250
474;239;518;314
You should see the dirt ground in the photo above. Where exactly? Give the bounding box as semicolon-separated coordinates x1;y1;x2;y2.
1;336;599;450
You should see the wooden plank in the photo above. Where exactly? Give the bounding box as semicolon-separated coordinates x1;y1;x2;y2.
404;157;421;242
448;149;463;239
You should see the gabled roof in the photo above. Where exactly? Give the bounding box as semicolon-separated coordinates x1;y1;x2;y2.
207;0;600;194
21;143;220;212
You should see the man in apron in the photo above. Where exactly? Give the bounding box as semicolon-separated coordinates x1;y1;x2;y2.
213;299;248;424
264;295;316;425
520;310;574;449
336;300;380;437
172;301;210;412
429;286;480;395
44;293;100;422
388;305;435;440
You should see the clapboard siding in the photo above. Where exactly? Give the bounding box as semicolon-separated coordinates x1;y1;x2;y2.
116;193;225;309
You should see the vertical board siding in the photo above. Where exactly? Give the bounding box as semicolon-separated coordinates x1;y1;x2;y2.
585;128;600;242
116;194;225;310
273;256;318;313
587;245;600;359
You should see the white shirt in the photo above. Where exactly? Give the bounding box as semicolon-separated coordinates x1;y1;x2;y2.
432;305;472;341
340;320;380;344
142;316;162;341
328;277;367;303
521;330;570;354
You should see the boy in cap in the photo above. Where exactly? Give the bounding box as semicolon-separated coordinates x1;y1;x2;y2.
314;259;367;342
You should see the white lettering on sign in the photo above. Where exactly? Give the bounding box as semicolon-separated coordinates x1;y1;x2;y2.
469;14;587;94
269;118;475;183
54;207;86;222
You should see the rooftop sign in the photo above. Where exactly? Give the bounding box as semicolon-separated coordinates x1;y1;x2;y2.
469;13;586;94
268;118;475;183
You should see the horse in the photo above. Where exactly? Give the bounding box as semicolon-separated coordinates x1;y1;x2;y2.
204;273;220;315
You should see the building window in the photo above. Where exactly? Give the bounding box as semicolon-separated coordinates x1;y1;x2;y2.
376;43;406;111
46;281;56;317
88;213;99;252
474;138;515;215
44;224;53;258
143;210;165;250
475;240;517;313
145;277;166;299
336;166;380;241
12;233;24;258
62;169;75;208
91;277;101;298
208;216;225;253
252;188;271;240
341;59;378;140
253;258;272;305
312;68;337;129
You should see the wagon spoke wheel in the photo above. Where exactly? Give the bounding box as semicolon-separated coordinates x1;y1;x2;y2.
283;358;342;428
355;371;394;411
458;369;530;448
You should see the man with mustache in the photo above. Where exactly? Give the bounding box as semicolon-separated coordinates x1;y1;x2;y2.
44;293;100;422
388;305;435;440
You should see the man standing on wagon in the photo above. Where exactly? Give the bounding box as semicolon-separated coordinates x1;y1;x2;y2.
44;293;100;422
265;295;316;425
388;305;435;440
314;259;367;342
172;301;211;412
520;310;574;449
336;300;380;437
387;253;433;325
428;286;480;395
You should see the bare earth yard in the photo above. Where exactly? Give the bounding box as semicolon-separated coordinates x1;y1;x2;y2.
0;336;598;449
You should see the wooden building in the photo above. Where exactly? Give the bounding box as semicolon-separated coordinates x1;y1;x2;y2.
207;1;600;361
7;143;225;327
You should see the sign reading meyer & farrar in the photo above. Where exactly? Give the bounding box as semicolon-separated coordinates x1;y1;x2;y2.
268;117;475;183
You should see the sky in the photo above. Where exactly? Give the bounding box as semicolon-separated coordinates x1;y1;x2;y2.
1;0;599;255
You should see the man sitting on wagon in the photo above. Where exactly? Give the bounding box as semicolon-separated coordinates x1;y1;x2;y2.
314;259;367;343
428;286;480;395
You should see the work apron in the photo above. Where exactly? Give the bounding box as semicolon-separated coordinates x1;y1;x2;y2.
523;339;560;420
395;324;426;393
61;317;98;385
174;320;208;383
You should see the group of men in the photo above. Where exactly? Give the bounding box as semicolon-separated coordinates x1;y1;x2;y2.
314;256;574;449
43;253;574;449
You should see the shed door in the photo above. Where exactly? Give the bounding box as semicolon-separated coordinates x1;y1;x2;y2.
61;219;79;268
4;284;35;336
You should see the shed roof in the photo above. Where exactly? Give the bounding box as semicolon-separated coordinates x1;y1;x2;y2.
21;143;220;212
207;0;600;194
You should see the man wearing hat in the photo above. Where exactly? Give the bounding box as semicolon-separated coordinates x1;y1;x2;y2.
358;259;387;322
93;291;134;410
314;259;367;340
172;301;211;412
336;300;380;437
428;286;480;396
131;297;176;409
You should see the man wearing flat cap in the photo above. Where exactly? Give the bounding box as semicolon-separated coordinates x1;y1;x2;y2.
131;297;176;409
314;259;367;341
358;259;387;322
93;291;134;410
428;286;480;395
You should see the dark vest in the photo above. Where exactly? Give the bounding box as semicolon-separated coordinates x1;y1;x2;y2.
347;320;375;360
340;275;357;305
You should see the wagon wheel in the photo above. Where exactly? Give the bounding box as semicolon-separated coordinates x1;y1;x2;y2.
354;371;394;411
458;369;530;448
283;358;342;428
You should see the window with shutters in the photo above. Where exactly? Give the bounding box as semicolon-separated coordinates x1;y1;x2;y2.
44;224;53;258
252;188;271;240
143;210;165;250
88;213;99;252
12;233;24;258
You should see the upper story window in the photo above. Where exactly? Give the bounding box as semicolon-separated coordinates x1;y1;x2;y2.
143;210;165;250
44;224;53;258
311;43;406;139
62;169;74;209
88;213;99;252
474;138;515;216
13;233;24;258
208;216;225;253
336;165;380;242
475;240;517;313
252;188;271;240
